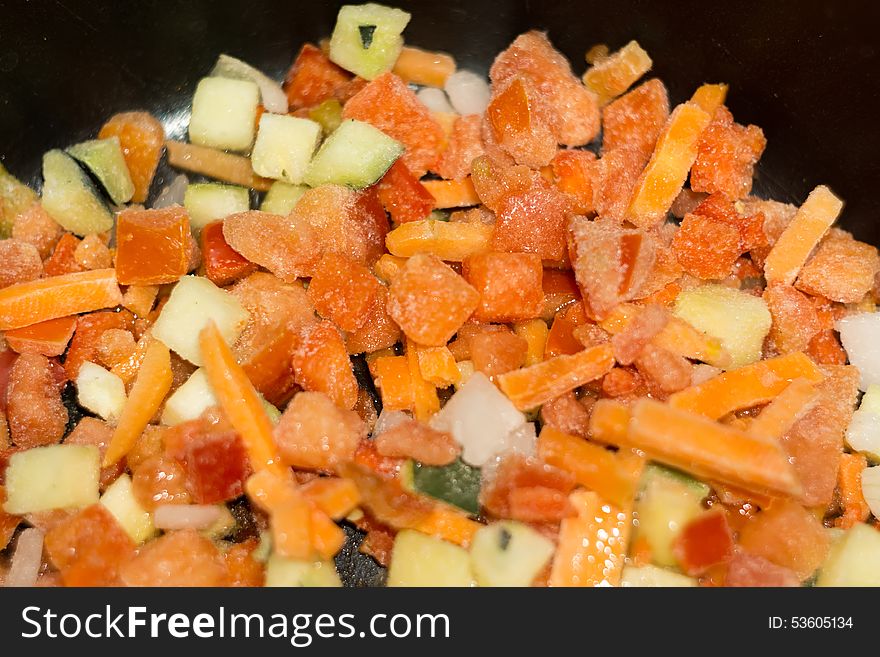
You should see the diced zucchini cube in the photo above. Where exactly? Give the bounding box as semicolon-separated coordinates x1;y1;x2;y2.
210;53;288;114
260;182;307;215
75;361;127;422
66;137;135;205
620;565;698;587
817;524;880;586
0;162;38;238
183;182;250;231
470;521;554;586
100;473;156;544
151;275;249;365
41;149;113;235
304;119;403;189
412;458;481;514
188;77;260;152
265;555;343;587
4;445;100;515
329;3;411;80
251;114;321;185
161;368;217;425
387;529;475;587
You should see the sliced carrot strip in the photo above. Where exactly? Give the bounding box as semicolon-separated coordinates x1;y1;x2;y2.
626;102;712;229
690;83;728;115
415;506;481;548
0;269;122;331
416;345;460;387
308;504;346;560
496;343;614;411
300;477;361;520
624;398;801;497
406;338;440;421
834;452;871;529
103;338;172;466
393;46;456;87
245;469;312;559
748;378;818;441
537;427;645;507
588;399;631;445
763;185;843;285
385;218;492;261
422;178;480;209
668;352;823;420
199;321;284;475
549;489;631;586
4;316;77;357
165;140;273;191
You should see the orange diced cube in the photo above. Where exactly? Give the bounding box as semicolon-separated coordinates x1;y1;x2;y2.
377;160;435;224
345;286;402;355
405;338;440;421
274;391;364;470
691;106;766;200
119;529;228;586
602;78;670;160
671;212;742;279
690;83;728;115
386;254;479;347
545;302;588;358
115;206;191;285
463;251;544;322
416;345;460;387
373;254;407;284
593;146;645;223
486;76;557;169
470;330;528;380
370;355;414;411
121;285;159;318
763;284;821;354
200;220;257;287
795;234;880;303
292;321;358;410
550;149;600;215
307;252;383;332
43;233;84;277
436;114;485;181
284;43;352;109
98;111;165;204
4;316;77;357
64;309;135;379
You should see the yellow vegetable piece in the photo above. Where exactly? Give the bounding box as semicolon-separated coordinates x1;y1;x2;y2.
513;318;549;366
690;83;728;115
582;40;652;105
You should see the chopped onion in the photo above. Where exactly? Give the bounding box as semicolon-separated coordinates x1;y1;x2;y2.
152;174;188;209
846;409;880;461
837;312;880;391
861;465;880;518
211;54;288;114
153;504;222;531
416;87;455;114
506;421;537;458
372;409;410;438
5;528;44;588
444;70;491;116
429;372;526;466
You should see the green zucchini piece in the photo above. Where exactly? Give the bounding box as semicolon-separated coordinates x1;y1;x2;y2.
41;150;113;236
67;137;135;205
308;98;344;135
0;163;38;238
328;3;411;80
260;182;307;215
183;182;250;230
251;114;321;184
412;457;481;515
469;521;554;587
304;119;403;189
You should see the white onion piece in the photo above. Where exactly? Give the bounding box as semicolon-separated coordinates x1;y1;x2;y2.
861;466;880;518
153;504;222;531
837;312;880;391
152;174;188;209
444;70;491;116
417;87;455;114
211;54;288;114
846;410;880;461
505;421;537;458
372;409;410;438
5;528;44;588
429;372;526;466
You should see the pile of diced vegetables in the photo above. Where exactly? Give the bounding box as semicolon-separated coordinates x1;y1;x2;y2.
1;2;880;587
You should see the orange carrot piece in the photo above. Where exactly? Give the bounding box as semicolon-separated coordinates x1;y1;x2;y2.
308;505;346;560
245;469;312;559
582;40;652;105
393;46;456;87
370;355;415;412
835;452;871;529
416;345;461;387
690;83;728;115
121;285;159;318
748;378;818;441
588;399;631;445
763;185;843;285
668;352;823;420
373;254;408;284
165;140;273;191
422;178;480;209
199;321;284;475
626;102;712;228
0;269;122;331
545;302;588;358
406;339;441;421
513;318;549;366
300;477;361;520
415;505;482;548
110;330;151;386
4;316;77;356
103;338;172;466
497;343;615;411
549;490;631;586
624;398;801;497
537;427;645;507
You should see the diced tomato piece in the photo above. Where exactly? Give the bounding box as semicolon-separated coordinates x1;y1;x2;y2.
200;220;257;286
377;160;435;224
284;43;352;109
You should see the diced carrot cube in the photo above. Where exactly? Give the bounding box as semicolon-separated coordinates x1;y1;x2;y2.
392;46;456;87
4;316;76;357
301;477;362;520
200;220;257;287
115;206;191;286
691;106;766;200
497;343;615;410
436;115;485;181
602;78;669;160
540;391;592;437
292;321;359;410
11;202;62;260
274;391;363;470
795;233;880;303
671;211;743;279
404;338;440;421
345;285;401;356
763;284;821;354
470;330;527;381
6;352;67;448
0;238;43;289
120;529;228;586
64;310;135;379
582;40;652;105
463;251;543;323
43;233;84;277
284;43;352;109
690;82;728;115
387;254;479;347
487;76;557;168
377;160;435;224
416;345;460;387
98;111;164;204
370;355;414;412
513;318;549;366
74;234;112;270
307;252;383;332
550;149;600;214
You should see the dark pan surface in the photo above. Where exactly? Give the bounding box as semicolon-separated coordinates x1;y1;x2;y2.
1;0;879;584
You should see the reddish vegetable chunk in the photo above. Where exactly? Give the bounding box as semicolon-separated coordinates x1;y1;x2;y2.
200;220;257;286
377;160;435;224
673;510;734;576
464;251;544;322
115;206;191;285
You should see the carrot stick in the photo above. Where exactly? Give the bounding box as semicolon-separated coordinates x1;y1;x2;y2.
385;218;492;261
308;505;346;560
300;477;361;520
582;40;652;105
103;338;172;466
668;352;823;420
4;316;77;357
393;46;456;87
0;269;122;331
406;339;441;421
624;398;801;497
588;399;631;445
415;506;481;548
245;469;312;559
763;185;843;285
690;83;728;115
537;427;645;507
549;490;631;586
165;140;273;192
422;177;480;209
748;378;818;441
834;452;871;529
497;343;615;411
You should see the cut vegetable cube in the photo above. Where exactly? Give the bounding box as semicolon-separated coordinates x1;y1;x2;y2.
251;114;321;184
583;40;652;104
387;529;474;587
151;275;249;365
4;444;100;514
66;137;135;205
210;53;288;114
385;219;493;261
4;315;76;357
328;3;411;80
41;150;113;235
469;521;554;587
673;284;771;368
486;76;557;169
75;361;127;422
200;220;257;287
189;76;260;152
620;565;697;587
98;111;165;203
602;78;670;159
273;391;363;470
393;46;455;87
370;355;415;411
690;82;728;115
284;43;352;109
183;183;250;231
115;205;191;285
165;140;272;191
463;252;544;323
265;555;342;587
160;368;215;426
377;160;435;224
304;119;403;188
411;458;480;513
795;234;880;304
307;252;383;332
0;162;38;238
837;312;880;391
99;473;156;544
817;524;880;586
259;182;306;214
845;384;880;459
